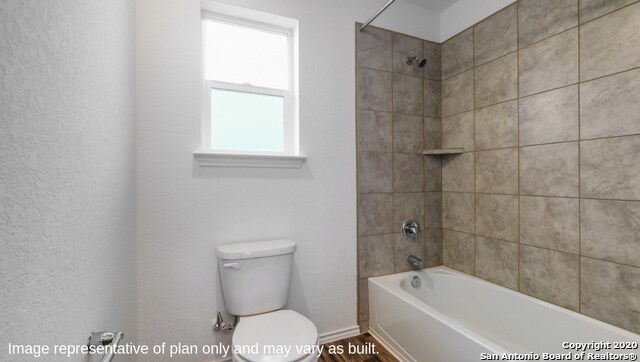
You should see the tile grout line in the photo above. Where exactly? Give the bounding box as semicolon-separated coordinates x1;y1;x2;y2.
578;0;640;26
572;64;640;85
439;39;445;268
414;190;640;204
516;0;521;293
472;24;477;277
577;0;582;314
444;22;578;84
421;39;428;268
519;23;578;51
581;255;640;272
354;27;362;326
360;131;640;156
439;226;640;270
390;35;396;277
439;50;640;119
359;64;440;82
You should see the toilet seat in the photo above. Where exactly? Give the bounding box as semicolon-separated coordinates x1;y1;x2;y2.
232;310;319;362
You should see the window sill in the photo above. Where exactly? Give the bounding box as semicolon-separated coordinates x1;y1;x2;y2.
194;152;307;168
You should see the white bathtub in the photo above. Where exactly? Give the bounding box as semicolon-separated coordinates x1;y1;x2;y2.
369;266;640;362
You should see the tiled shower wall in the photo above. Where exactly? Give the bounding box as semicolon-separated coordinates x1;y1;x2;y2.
355;25;443;331
440;0;640;333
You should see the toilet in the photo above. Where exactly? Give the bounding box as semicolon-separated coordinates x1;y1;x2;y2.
216;239;319;362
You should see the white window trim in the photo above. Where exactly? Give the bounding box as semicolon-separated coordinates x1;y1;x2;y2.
195;11;305;168
194;152;307;168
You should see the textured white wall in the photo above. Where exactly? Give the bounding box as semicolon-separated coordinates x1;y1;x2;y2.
364;0;441;41
135;0;438;361
0;0;136;361
0;0;529;360
440;0;517;41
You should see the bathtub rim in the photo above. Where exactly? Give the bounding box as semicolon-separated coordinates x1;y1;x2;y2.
368;267;509;361
368;266;640;361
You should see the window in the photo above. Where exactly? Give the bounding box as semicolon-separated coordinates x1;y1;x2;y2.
201;13;298;158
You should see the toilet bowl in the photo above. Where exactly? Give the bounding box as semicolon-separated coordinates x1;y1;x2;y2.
216;239;319;362
232;310;318;362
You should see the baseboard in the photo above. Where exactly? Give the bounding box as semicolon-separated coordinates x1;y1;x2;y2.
318;325;361;344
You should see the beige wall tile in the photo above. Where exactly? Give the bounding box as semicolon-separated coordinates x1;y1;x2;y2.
519;85;579;146
394;233;426;272
442;153;475;192
393;114;423;153
425;192;442;229
355;0;640;336
424;79;442;117
423;41;441;80
424;117;442;150
357;26;392;71
442;70;474;117
520;196;579;253
520;245;579;311
475;52;518;108
475;194;519;242
474;4;517;66
359;320;369;334
358;152;393;193
425;229;444;267
393;33;424;77
443;230;475;274
581;68;640;139
394;192;425;228
394;153;424;192
358;67;392;111
580;2;640;81
475;236;518;290
582;199;640;267
358;193;393;236
442;110;474;151
476;148;519;194
358;234;394;278
393;74;423;116
519;29;578;97
443;192;475;233
358;278;369;322
442;28;473;79
424;156;442;192
580;0;638;23
475;100;518;150
581;258;640;333
518;0;578;47
358;110;392;152
581;135;640;200
520;142;579;197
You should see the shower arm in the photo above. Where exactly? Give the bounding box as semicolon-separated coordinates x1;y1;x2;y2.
359;0;397;32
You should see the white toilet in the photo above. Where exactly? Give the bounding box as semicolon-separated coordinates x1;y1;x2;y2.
216;239;319;362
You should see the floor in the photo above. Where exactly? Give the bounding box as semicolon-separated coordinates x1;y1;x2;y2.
319;333;398;362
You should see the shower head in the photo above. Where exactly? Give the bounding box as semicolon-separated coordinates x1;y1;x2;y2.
406;56;427;68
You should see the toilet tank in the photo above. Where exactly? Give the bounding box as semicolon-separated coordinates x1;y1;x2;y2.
216;239;297;316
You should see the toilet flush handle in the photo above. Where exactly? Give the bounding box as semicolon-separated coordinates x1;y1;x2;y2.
223;262;241;270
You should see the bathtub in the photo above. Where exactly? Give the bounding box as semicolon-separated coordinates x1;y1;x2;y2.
369;267;640;362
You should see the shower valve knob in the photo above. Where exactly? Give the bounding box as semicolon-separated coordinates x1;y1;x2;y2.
401;219;420;240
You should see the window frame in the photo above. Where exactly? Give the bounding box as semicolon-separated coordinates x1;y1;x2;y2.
201;12;295;156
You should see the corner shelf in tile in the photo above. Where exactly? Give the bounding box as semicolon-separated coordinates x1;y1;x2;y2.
423;148;464;155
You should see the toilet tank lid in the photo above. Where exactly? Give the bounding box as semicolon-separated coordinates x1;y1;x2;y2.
216;239;297;260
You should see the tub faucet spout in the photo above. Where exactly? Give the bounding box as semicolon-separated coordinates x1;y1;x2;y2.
407;255;424;269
